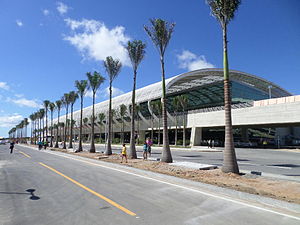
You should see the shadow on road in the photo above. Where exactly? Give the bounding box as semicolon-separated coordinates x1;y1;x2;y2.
26;189;40;200
0;189;40;200
268;164;300;168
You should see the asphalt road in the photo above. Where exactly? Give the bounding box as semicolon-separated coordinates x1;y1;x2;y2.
0;144;299;225
79;143;300;179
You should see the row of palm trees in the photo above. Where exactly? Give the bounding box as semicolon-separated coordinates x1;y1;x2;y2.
8;118;29;142
9;0;241;173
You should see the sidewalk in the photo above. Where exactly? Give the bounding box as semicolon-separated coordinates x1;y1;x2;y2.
82;143;222;152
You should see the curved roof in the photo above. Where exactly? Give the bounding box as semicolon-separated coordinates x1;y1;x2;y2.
69;68;291;121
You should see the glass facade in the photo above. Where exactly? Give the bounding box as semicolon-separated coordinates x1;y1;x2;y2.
137;80;269;116
166;81;269;112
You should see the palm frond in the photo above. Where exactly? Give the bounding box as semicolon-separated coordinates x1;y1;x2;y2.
126;40;146;70
104;56;122;82
144;18;175;56
206;0;241;27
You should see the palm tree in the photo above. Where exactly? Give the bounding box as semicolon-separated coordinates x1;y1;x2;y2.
55;100;62;148
111;109;116;142
87;71;105;153
49;102;56;147
39;109;45;142
151;100;162;146
119;104;127;144
178;95;188;146
144;18;175;163
59;122;65;143
68;91;78;149
75;80;88;152
43;100;50;143
126;40;146;158
135;104;141;144
24;118;29;143
98;113;105;143
173;97;180;146
62;93;70;149
29;114;35;144
207;0;240;174
104;56;122;155
83;117;89;142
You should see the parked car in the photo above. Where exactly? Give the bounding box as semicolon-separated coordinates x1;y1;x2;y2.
0;140;6;145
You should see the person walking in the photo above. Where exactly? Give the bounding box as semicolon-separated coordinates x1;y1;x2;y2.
146;138;153;157
9;141;15;154
38;141;43;150
120;143;128;163
143;141;148;160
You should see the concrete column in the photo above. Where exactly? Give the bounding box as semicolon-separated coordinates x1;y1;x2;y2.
275;127;291;146
293;127;300;139
190;127;202;146
241;127;249;142
138;130;146;143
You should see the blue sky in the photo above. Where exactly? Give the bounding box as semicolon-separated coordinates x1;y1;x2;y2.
0;0;299;137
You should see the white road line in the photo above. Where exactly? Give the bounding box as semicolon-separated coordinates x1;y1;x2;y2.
19;145;300;221
266;166;292;170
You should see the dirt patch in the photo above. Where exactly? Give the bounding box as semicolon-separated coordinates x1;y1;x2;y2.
46;146;300;204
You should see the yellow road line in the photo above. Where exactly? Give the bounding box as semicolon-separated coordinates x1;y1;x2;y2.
19;151;31;158
38;162;136;216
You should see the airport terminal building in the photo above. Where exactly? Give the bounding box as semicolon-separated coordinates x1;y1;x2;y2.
56;68;300;148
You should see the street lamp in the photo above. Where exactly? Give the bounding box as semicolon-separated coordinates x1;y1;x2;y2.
268;85;272;99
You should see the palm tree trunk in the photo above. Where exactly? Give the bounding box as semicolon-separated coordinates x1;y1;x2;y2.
105;82;113;155
158;117;161;146
183;111;186;147
78;96;83;151
160;57;172;163
50;111;53;147
129;70;137;158
69;105;74;149
55;110;60;148
42;117;45;142
63;107;68;149
39;118;41;142
175;113;178;146
137;117;140;144
45;111;48;143
90;93;96;153
221;25;239;174
151;115;154;140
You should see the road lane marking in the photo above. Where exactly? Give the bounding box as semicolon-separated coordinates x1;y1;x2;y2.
19;145;300;221
266;165;292;170
41;152;300;221
19;151;31;158
38;162;136;216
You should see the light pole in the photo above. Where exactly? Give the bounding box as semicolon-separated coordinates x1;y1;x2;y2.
268;85;272;99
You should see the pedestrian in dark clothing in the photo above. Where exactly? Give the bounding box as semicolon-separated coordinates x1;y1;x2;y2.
10;141;15;154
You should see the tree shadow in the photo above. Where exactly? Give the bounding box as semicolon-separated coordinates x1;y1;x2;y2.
0;189;40;200
179;155;202;158
268;164;300;168
26;189;40;200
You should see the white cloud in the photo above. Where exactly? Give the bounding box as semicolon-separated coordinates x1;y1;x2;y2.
16;20;23;27
57;2;69;15
0;114;23;128
104;86;124;98
43;9;50;16
64;18;130;66
84;90;94;98
0;82;9;90
14;94;24;98
7;97;40;108
177;50;215;71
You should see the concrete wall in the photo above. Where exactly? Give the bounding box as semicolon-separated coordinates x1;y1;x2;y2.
187;100;300;128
